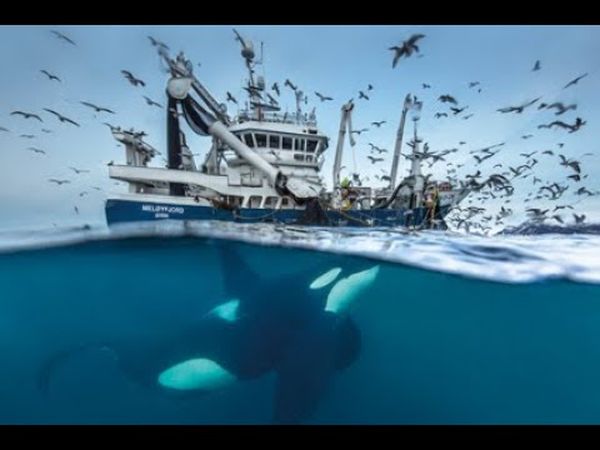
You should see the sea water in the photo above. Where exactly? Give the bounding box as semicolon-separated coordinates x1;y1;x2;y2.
1;221;600;424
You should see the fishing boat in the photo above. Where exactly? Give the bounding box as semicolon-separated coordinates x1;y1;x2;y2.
105;30;470;228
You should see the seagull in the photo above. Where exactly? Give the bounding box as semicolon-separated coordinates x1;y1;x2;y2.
69;167;90;174
147;36;169;50
422;83;431;89
27;147;46;155
573;213;586;224
41;129;53;133
544;102;577;115
0;126;9;132
434;112;448;119
367;84;373;91
74;206;79;215
80;101;115;114
468;81;480;88
497;97;541;114
521;134;534;139
43;109;80;127
438;95;458;105
20;134;36;139
121;70;145;87
143;96;162;108
48;178;70;185
284;79;297;91
40;70;61;82
358;91;369;100
271;83;280;96
450;106;468;115
532;60;541;71
367;156;384;164
371;121;386;127
225;92;238;104
315;92;333;102
10;111;43;122
51;30;76;46
563;73;588;89
389;33;425;68
79;192;88;197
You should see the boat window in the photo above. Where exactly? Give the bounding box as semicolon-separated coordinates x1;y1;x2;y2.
264;196;279;208
269;135;280;149
282;136;293;150
281;197;290;208
306;140;318;153
294;154;305;161
249;195;262;208
244;134;255;148
294;139;305;151
255;133;267;148
306;155;313;162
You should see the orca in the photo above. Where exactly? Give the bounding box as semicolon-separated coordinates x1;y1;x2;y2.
37;241;381;423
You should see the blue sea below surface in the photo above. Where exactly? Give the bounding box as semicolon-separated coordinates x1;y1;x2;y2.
1;221;600;424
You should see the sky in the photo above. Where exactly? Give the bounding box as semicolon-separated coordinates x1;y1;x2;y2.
0;25;599;231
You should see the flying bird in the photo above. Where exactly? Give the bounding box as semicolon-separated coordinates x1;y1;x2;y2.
80;101;115;114
48;178;70;185
438;95;458;105
468;81;480;88
367;156;384;164
20;134;36;139
148;36;169;50
143;96;162;108
563;73;588;89
284;79;297;91
121;70;146;87
43;108;80;127
51;30;76;46
315;92;333;102
40;70;61;82
389;33;425;68
10;111;43;122
544;102;577;115
422;83;431;89
371;121;386;127
532;60;541;71
271;83;280;96
497;97;541;114
0;126;9;132
450;106;468;115
69;167;90;174
358;91;369;101
27;147;46;155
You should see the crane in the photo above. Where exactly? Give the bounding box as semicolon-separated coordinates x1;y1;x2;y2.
159;43;320;202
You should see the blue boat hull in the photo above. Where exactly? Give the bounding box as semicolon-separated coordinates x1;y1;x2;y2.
105;198;450;228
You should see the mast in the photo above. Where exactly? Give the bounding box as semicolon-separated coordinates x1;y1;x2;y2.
409;98;423;179
389;94;413;190
332;101;355;188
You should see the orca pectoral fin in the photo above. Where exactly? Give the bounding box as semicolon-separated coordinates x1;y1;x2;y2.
325;265;381;314
158;358;238;392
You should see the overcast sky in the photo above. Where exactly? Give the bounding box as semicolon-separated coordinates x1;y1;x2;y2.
0;25;599;231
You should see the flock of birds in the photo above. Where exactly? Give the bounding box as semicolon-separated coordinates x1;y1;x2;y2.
0;31;167;219
1;29;597;234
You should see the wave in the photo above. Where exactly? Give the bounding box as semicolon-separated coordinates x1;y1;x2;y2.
499;222;600;236
1;221;600;285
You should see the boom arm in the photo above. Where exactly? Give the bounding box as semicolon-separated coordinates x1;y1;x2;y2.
163;51;319;202
332;101;356;188
389;94;413;190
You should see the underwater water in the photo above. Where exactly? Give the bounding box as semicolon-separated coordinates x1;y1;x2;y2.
1;221;600;424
